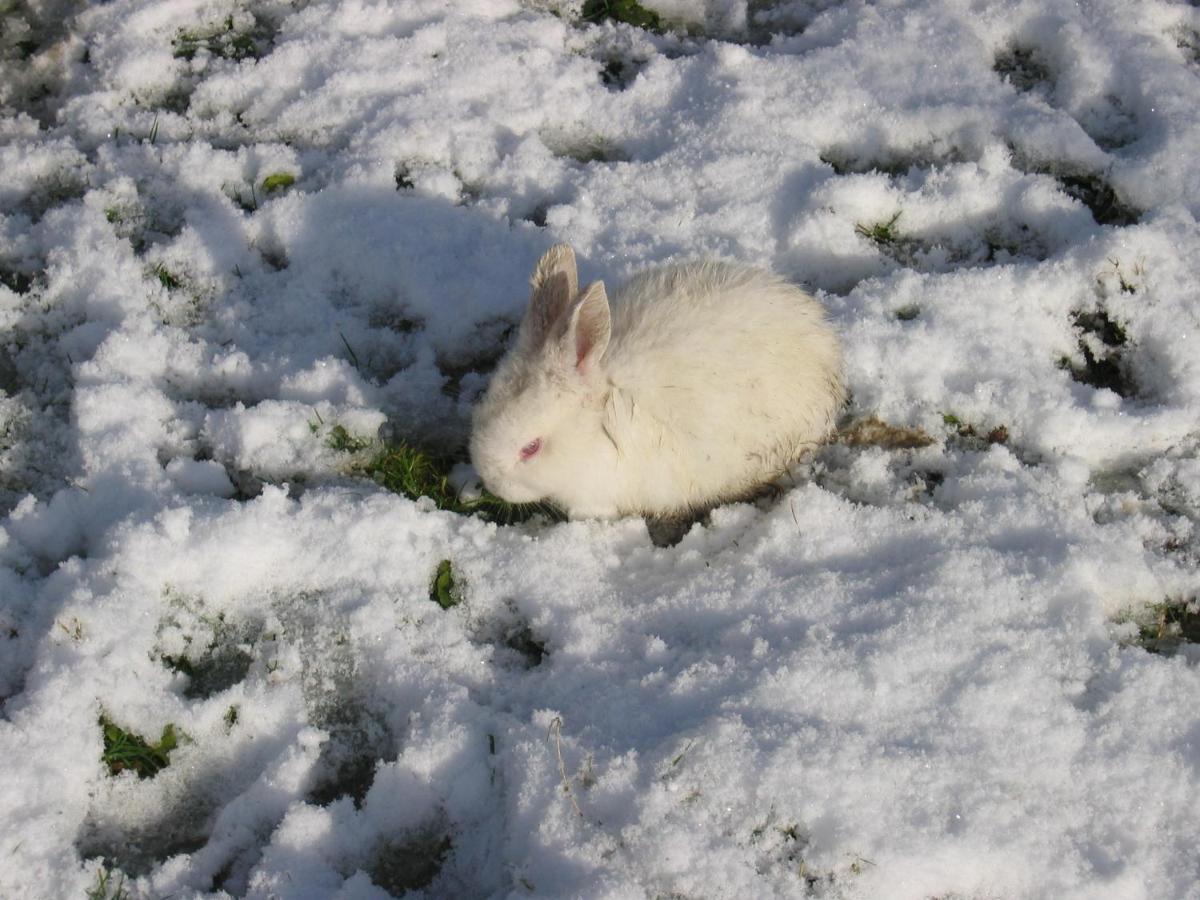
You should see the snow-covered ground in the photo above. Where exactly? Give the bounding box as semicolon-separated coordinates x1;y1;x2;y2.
2;0;1200;896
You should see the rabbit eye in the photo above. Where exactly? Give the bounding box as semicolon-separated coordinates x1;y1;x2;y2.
519;438;542;461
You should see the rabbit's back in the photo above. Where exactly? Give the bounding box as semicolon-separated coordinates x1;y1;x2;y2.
600;260;842;513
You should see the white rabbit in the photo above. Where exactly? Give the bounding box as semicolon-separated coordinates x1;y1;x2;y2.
469;244;844;519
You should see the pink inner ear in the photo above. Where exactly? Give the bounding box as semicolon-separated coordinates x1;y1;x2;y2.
576;337;595;371
572;282;610;373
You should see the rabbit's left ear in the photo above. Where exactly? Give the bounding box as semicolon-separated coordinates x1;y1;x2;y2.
564;281;610;373
523;244;578;348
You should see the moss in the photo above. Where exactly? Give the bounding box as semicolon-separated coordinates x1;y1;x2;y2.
581;0;664;32
260;172;295;194
430;559;460;610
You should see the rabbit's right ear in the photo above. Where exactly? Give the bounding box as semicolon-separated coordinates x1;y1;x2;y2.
520;244;579;348
564;280;610;374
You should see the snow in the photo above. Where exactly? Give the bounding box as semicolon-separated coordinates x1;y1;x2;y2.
1;0;1200;897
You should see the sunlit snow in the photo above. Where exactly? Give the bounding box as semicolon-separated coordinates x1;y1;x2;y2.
2;0;1200;897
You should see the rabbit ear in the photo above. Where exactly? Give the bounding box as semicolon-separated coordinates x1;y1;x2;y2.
522;244;578;347
565;280;610;373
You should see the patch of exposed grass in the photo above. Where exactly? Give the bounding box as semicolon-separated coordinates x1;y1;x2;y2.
100;715;178;779
745;815;873;890
328;432;557;524
0;267;33;294
173;15;265;61
1098;257;1143;296
821;151;876;177
160;632;254;700
150;263;182;290
1124;597;1200;655
1073;309;1127;348
894;303;921;321
364;443;463;506
1007;146;1140;228
145;263;210;325
821;148;953;178
993;44;1052;92
156;592;261;701
86;867;129;900
1060;307;1135;397
1057;173;1140;227
225;180;259;212
855;211;904;245
581;0;664;32
327;424;371;453
854;211;931;267
368;827;453;895
599;55;643;90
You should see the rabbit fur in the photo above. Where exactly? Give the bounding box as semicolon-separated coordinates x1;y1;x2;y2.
469;244;844;519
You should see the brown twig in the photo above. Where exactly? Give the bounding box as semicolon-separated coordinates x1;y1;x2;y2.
547;716;584;818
